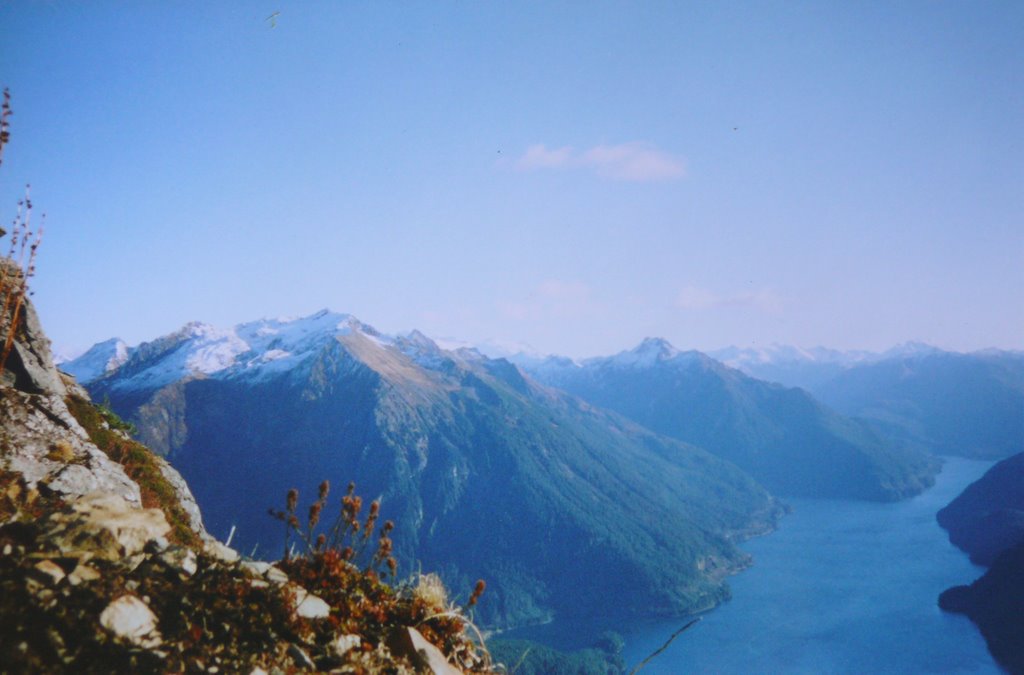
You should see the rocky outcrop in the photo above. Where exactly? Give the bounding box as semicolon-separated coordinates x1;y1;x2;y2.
0;387;141;505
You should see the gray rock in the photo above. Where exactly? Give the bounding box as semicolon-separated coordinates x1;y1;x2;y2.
45;493;171;560
0;389;141;506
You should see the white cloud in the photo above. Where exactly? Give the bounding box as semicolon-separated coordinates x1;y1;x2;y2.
675;286;783;313
580;143;686;181
517;144;574;170
514;142;686;182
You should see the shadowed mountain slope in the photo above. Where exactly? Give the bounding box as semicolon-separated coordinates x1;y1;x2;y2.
518;338;939;501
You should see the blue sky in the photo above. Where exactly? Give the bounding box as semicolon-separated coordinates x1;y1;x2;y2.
1;1;1021;358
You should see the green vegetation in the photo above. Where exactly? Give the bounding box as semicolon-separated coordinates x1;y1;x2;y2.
65;393;200;549
489;637;625;675
527;353;940;500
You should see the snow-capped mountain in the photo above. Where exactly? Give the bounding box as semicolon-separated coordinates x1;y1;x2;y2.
59;338;132;383
64;310;455;391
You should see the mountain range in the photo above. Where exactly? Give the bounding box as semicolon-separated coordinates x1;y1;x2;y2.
66;311;784;628
515;339;940;500
711;343;1024;460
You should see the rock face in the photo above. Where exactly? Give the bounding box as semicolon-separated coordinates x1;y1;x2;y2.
0;386;142;505
0;258;67;397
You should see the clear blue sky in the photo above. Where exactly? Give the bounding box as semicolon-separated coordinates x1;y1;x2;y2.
1;1;1021;358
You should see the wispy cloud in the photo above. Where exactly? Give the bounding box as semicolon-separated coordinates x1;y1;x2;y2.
515;142;686;182
517;144;574;170
675;286;783;313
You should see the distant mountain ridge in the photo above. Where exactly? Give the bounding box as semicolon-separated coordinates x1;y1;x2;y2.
811;351;1024;459
516;339;940;501
73;311;785;629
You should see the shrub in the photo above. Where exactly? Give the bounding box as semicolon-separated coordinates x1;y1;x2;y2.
271;481;496;672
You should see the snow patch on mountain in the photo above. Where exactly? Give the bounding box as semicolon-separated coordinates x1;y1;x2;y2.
66;311;498;392
60;338;132;383
599;337;703;369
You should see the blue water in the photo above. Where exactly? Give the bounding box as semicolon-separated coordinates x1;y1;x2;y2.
513;457;1002;674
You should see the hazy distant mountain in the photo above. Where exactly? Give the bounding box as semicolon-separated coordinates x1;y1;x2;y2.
813;350;1024;459
937;453;1024;565
709;344;875;390
81;312;783;628
709;342;945;390
518;338;940;501
713;342;1024;460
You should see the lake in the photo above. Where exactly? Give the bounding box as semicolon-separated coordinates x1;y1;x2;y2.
510;457;1001;674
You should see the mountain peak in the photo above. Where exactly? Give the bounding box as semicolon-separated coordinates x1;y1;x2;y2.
603;337;693;368
882;341;942;360
637;336;679;355
60;337;132;383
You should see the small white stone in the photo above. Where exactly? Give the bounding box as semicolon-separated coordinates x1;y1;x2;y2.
292;587;331;619
241;560;271;576
33;559;66;584
68;563;101;585
99;594;162;647
204;540;239;563
265;566;289;586
331;634;361;657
